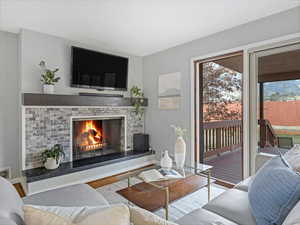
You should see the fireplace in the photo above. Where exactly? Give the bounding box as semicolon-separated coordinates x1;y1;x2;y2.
72;116;125;161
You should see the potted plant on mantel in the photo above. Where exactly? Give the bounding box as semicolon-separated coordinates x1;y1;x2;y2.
130;85;145;120
41;144;65;170
39;60;60;94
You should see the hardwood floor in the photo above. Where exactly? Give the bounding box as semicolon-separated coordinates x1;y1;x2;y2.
13;183;25;198
87;175;120;189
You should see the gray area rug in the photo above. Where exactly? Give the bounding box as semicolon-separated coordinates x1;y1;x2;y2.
96;178;226;221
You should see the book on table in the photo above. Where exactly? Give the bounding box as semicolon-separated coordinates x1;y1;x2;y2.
138;168;183;183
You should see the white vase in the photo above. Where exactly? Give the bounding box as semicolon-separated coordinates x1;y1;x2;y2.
160;150;173;170
44;158;60;170
43;84;54;94
174;136;186;168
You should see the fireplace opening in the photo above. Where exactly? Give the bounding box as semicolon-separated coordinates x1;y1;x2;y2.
72;117;124;161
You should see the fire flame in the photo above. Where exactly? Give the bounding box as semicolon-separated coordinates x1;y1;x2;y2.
84;121;101;145
77;120;106;151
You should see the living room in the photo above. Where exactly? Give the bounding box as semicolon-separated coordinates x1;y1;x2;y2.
1;1;300;225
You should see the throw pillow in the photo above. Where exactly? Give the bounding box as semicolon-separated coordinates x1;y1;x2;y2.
77;204;130;225
24;204;131;225
284;144;300;172
248;156;300;225
26;204;110;223
23;206;74;225
129;205;178;225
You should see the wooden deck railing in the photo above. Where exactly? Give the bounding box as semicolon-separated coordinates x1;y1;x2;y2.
203;120;242;158
258;119;277;148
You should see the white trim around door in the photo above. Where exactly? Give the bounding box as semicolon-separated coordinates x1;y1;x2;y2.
190;32;300;179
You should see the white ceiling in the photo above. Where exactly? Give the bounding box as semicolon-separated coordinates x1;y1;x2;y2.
0;0;299;56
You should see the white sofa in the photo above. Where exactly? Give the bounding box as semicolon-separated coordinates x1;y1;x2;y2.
176;153;280;225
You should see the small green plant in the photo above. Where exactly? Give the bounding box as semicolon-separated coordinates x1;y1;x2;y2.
171;125;187;138
39;61;60;85
130;86;145;120
41;144;65;164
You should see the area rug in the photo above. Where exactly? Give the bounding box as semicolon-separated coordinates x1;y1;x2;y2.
96;177;226;221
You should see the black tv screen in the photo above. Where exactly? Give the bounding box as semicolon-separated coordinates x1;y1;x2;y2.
71;47;128;91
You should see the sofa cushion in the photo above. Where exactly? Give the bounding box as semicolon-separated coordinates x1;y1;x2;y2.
23;184;109;207
26;205;112;223
129;206;178;225
282;201;300;225
176;208;237;225
23;206;73;225
203;189;256;225
248;156;300;225
0;177;24;225
284;144;300;172
234;176;252;192
0;218;19;225
77;204;130;225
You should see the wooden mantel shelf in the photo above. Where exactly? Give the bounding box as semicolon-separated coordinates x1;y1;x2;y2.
22;93;148;107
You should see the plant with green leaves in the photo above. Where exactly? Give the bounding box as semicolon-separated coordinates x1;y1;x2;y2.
41;144;65;164
130;86;145;120
39;61;60;85
171;125;187;138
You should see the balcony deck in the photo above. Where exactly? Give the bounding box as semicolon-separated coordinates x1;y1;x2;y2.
205;148;242;184
204;146;288;184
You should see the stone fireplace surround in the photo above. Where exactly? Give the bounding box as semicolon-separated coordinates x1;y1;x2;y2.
21;93;155;194
23;106;144;170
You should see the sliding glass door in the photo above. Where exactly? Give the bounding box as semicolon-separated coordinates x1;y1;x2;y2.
250;41;300;174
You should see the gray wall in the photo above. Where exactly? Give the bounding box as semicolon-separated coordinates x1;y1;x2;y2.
0;28;144;178
0;31;20;178
0;7;299;178
143;7;300;165
20;29;143;95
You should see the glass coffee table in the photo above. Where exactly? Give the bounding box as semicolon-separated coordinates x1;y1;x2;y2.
118;163;213;220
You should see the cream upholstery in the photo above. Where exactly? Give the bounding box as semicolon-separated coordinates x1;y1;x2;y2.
23;206;73;225
129;206;178;225
24;204;176;225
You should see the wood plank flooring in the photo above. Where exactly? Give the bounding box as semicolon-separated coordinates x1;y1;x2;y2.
13;183;26;198
205;149;243;184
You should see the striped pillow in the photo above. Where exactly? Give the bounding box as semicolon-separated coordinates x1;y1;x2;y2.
248;156;300;225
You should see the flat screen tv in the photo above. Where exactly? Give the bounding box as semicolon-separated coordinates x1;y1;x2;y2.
71;46;128;91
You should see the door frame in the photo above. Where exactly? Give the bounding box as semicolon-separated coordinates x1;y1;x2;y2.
190;32;300;179
249;41;300;174
194;51;243;165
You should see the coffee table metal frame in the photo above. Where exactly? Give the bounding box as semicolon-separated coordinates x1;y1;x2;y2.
126;163;213;220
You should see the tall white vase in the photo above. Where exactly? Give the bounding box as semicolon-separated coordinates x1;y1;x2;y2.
174;136;186;168
160;150;173;170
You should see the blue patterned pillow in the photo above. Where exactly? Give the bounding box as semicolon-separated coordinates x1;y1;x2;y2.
248;156;300;225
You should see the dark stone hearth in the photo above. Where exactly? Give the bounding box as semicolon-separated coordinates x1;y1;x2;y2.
23;150;153;183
